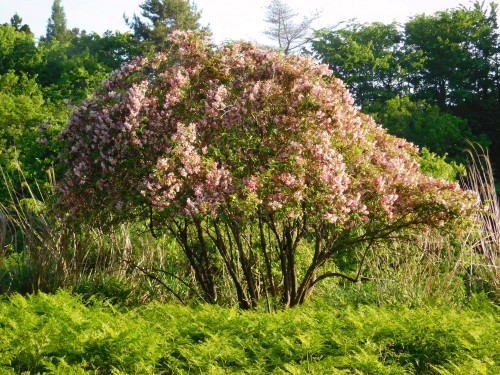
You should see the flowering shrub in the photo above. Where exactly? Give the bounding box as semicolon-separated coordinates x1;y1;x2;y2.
59;32;478;308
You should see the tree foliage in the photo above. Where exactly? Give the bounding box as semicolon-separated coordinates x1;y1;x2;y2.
0;16;137;203
37;31;137;103
405;2;500;172
0;70;55;200
0;25;54;198
7;13;32;34
404;2;499;110
126;0;201;53
374;96;482;157
419;147;466;182
311;2;500;176
59;32;478;308
0;24;40;76
0;72;46;162
45;0;71;43
311;21;408;111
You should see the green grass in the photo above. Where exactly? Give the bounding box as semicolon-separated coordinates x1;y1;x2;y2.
0;290;498;374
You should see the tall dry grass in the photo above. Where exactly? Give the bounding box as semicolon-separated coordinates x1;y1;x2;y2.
355;230;473;306
461;145;500;301
0;167;194;304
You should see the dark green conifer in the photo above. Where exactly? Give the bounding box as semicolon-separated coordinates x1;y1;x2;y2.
45;0;70;42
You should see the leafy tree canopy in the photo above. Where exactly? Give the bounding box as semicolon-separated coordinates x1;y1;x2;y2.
404;2;499;109
419;147;466;182
311;2;500;177
311;21;409;111
0;70;53;197
373;96;487;158
0;24;40;76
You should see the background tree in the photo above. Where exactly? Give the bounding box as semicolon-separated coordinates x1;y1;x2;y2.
311;3;499;179
404;2;500;174
9;13;22;30
374;96;484;158
264;0;319;54
311;21;408;111
126;0;201;53
0;23;58;203
404;3;498;110
59;32;477;308
45;0;71;43
419;147;466;182
0;71;53;199
0;24;40;76
0;4;138;203
8;13;32;34
37;31;137;103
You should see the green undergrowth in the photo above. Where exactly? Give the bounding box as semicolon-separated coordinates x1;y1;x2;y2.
0;291;498;374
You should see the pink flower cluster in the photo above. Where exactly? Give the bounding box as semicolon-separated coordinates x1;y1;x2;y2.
59;31;477;230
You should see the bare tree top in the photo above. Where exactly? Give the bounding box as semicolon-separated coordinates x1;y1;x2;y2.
264;0;320;54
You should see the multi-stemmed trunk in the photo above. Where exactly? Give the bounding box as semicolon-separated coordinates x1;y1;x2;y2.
169;212;384;309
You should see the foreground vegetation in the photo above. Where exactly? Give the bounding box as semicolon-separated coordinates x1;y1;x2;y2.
1;290;498;374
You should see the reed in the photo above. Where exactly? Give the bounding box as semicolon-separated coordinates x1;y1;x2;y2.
0;167;193;304
461;144;500;301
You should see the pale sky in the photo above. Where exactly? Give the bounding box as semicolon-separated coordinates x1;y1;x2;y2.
1;0;498;46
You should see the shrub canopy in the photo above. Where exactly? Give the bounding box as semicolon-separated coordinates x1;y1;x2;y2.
59;32;477;307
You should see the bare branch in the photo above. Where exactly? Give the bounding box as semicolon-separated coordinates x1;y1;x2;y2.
264;0;320;54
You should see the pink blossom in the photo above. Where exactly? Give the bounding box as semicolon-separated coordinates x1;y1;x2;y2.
36;138;48;144
58;31;477;234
